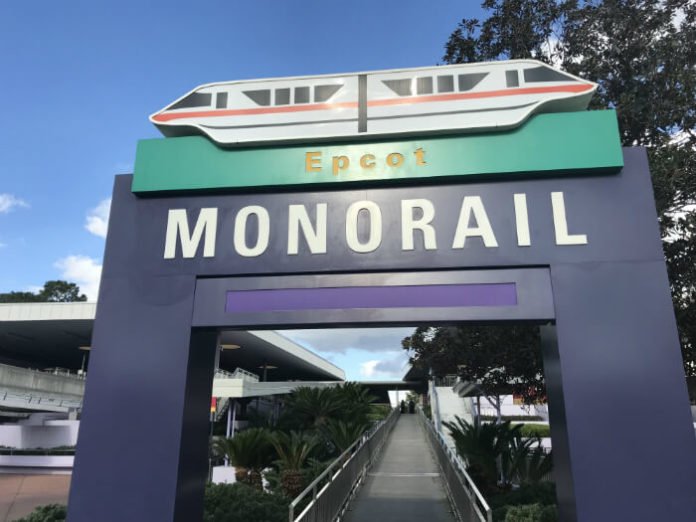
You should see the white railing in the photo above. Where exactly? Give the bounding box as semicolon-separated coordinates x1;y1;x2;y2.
419;409;492;522
289;408;399;522
215;367;260;382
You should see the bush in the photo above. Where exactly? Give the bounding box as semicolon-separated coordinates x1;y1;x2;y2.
204;483;288;522
513;424;551;438
15;504;67;521
367;403;392;422
490;483;557;522
503;503;557;522
489;482;557;509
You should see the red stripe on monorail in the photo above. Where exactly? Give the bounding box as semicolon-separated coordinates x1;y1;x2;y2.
152;101;359;122
152;84;593;123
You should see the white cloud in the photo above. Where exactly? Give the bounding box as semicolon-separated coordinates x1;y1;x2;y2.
360;360;380;378
54;255;102;301
0;194;28;214
85;198;111;238
283;327;414;354
359;351;409;379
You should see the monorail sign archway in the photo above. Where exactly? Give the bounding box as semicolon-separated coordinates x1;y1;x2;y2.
68;61;696;522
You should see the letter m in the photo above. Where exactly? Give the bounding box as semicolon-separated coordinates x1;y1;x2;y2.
163;208;218;259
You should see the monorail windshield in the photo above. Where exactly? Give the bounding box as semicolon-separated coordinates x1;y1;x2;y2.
169;92;212;111
524;66;577;83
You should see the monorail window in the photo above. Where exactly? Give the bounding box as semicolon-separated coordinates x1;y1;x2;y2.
524;66;575;83
458;73;488;91
216;92;228;109
314;84;342;102
505;70;519;88
295;86;310;104
275;88;290;105
243;90;271;106
169;92;212;111
417;77;433;95
383;79;412;96
437;76;454;93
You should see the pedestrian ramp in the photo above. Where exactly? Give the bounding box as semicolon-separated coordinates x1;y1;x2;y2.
342;414;456;522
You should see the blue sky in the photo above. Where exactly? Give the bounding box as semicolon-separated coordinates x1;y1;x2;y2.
0;0;481;380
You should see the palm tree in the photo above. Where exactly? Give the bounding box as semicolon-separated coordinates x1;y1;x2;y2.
323;419;368;454
334;382;377;425
270;431;318;498
515;444;553;484
284;387;345;428
213;428;274;489
443;416;513;493
444;417;553;491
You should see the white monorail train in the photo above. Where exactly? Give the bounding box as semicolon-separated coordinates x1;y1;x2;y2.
150;60;596;146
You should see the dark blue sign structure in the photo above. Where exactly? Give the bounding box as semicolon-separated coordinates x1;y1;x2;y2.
67;148;696;521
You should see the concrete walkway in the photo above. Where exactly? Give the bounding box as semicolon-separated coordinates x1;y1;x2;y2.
344;414;455;522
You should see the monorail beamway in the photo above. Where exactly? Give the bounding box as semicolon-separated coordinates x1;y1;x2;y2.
67;78;696;522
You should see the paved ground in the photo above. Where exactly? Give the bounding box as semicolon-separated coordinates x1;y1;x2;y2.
344;414;455;522
0;474;70;522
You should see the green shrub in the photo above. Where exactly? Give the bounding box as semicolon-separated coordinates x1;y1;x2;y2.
489;482;557;509
539;505;558;522
513;424;551;438
15;504;67;521
367;403;392;422
203;483;288;522
503;503;557;522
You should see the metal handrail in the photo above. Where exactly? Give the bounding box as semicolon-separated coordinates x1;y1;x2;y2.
418;409;492;522
289;408;399;522
215;367;260;382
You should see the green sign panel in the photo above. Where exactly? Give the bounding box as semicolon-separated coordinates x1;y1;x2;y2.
132;110;622;193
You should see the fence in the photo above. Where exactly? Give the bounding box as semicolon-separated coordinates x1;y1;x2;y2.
289;408;399;522
418;409;492;522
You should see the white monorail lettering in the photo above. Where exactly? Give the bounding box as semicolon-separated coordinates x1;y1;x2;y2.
346;201;382;253
551;192;588;245
288;204;327;255
401;199;437;251
163;208;218;259
234;205;270;257
513;193;531;247
452;196;498;248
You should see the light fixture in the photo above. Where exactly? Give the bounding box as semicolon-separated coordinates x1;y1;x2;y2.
258;364;278;369
79;346;91;351
220;344;241;350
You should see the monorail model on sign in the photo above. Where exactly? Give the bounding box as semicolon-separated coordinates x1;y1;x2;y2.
150;60;596;146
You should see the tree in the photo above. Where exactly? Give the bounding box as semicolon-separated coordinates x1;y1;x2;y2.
213;428;274;489
443;0;566;65
283;387;345;429
440;0;696;377
322;419;368;453
403;326;544;404
269;431;318;498
0;280;87;303
561;0;696;377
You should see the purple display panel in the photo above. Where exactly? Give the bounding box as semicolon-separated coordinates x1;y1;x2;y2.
225;283;517;313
